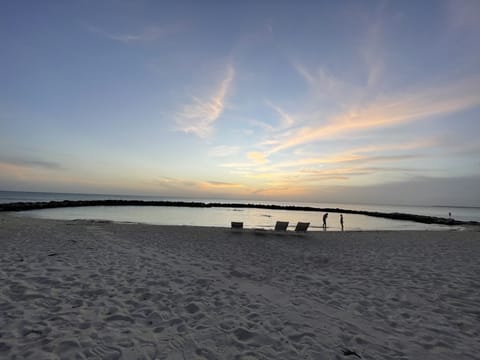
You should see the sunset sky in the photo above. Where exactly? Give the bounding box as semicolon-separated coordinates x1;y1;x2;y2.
1;1;480;206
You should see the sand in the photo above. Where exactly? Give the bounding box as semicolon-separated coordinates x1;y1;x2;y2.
0;213;479;360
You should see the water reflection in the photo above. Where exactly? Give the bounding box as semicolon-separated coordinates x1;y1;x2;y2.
18;206;460;231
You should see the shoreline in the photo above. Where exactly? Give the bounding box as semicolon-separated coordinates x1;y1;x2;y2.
1;199;478;227
1;214;480;359
9;213;479;232
9;211;477;232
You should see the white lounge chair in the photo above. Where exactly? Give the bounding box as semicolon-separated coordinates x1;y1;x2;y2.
231;221;243;232
294;222;310;232
274;221;289;231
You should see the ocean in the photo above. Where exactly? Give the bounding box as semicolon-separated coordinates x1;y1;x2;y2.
2;190;479;231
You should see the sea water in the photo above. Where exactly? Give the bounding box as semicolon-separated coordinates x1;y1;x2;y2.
2;190;478;231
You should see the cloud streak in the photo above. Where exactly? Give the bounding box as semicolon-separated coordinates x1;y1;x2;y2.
176;64;235;138
86;23;187;43
224;139;433;172
266;101;295;128
268;76;480;154
217;138;439;194
294;63;360;101
0;156;64;170
208;145;240;157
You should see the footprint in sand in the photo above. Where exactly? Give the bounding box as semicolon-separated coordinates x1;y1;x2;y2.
105;314;134;324
54;340;83;358
158;310;172;322
233;328;256;342
86;343;122;360
185;302;200;314
167;336;186;352
219;319;236;331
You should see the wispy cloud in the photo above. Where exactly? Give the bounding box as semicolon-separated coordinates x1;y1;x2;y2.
220;162;258;169
200;181;245;190
208;145;240;157
247;151;268;165
361;20;385;88
300;166;426;181
268;76;480;155
0;156;64;170
293;63;359;103
265;101;296;128
271;153;422;171
359;1;389;89
176;63;235;138
153;176;196;189
0;158;106;192
148;175;249;197
218;139;438;193
294;63;316;86
247;119;275;133
228;139;433;175
86;23;187;43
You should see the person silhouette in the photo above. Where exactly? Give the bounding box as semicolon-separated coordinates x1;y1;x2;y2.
322;213;328;230
340;214;344;231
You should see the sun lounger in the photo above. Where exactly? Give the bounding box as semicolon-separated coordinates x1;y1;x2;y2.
294;222;310;232
231;221;243;232
274;221;289;231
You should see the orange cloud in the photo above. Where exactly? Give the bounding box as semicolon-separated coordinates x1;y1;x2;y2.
247;151;268;164
268;77;480;154
200;181;245;190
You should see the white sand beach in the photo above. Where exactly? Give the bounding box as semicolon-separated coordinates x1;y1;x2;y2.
0;213;479;360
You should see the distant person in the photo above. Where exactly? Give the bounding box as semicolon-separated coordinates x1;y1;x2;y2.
322;213;328;230
340;214;344;231
448;211;454;224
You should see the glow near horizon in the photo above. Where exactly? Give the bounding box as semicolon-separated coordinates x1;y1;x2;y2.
1;1;480;206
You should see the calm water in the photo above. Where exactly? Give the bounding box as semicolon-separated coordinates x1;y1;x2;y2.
3;190;478;231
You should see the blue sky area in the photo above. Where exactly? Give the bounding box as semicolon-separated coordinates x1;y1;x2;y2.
1;0;480;206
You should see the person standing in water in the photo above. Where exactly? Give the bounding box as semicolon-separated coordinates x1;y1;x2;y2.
340;214;344;231
322;213;328;230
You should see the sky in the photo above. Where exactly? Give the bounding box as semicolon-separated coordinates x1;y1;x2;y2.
1;0;480;206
